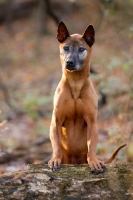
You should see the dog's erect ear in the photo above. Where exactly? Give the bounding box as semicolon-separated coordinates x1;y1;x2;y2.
82;25;95;47
57;22;70;43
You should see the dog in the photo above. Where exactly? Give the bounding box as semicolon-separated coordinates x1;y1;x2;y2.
48;22;126;173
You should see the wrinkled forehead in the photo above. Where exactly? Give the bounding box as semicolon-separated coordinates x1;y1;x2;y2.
60;34;87;47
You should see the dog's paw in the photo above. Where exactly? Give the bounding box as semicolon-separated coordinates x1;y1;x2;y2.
48;157;62;171
87;156;105;174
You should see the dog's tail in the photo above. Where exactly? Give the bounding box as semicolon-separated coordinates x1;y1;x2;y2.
104;144;127;164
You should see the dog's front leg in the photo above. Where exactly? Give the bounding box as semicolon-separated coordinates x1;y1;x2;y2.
48;116;62;171
87;121;104;173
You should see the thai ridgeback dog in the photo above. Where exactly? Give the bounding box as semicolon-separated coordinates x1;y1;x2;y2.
48;22;126;173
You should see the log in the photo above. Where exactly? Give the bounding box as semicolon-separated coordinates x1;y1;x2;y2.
0;0;59;26
0;0;38;23
0;164;133;200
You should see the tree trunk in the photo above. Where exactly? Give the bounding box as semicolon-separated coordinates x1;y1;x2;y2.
0;164;133;200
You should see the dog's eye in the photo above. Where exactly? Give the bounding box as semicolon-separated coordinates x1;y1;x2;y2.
79;47;85;52
63;46;69;51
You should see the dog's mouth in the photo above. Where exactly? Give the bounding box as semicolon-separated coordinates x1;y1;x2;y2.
66;64;77;71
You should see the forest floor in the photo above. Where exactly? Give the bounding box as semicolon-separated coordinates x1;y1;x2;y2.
0;0;133;174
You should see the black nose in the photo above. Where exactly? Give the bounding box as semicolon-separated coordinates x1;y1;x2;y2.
66;58;74;66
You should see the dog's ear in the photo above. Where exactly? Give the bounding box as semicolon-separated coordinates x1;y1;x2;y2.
57;22;70;43
82;25;95;47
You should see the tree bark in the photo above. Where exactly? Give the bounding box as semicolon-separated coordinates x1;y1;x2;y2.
0;164;133;200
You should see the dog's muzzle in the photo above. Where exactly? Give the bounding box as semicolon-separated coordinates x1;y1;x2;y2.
66;58;76;71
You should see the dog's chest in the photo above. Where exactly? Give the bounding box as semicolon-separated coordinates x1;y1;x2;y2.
69;80;83;99
63;97;85;120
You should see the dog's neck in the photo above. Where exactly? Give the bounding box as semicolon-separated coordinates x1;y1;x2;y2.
62;67;90;99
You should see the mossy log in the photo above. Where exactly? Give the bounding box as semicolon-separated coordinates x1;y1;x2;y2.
0;164;133;200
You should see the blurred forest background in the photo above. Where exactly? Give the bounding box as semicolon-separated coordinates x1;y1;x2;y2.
0;0;133;174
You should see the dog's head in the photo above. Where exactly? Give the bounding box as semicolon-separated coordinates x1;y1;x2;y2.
57;22;95;72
